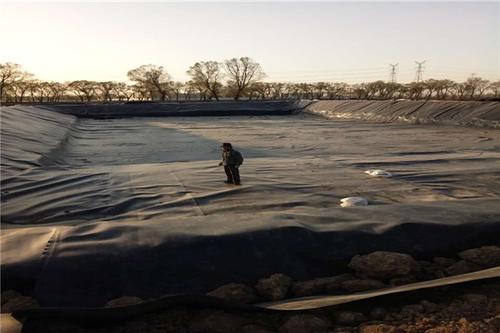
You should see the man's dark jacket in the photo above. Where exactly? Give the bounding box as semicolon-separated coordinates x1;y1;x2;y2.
222;150;244;166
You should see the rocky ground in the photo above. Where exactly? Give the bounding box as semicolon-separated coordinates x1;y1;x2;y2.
3;246;500;333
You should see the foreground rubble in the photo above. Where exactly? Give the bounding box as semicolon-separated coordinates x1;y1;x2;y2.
3;246;499;333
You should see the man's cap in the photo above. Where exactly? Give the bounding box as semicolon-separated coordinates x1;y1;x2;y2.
221;142;232;147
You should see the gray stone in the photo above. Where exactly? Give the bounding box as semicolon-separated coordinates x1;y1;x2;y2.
335;311;366;325
369;307;387;320
420;300;438;313
207;283;257;304
255;273;293;301
189;310;246;333
459;246;500;268
417;260;446;279
462;293;488;305
279;314;332;333
485;315;500;331
241;324;277;333
1;290;22;306
359;324;403;333
341;279;386;292
348;251;419;279
292;275;351;297
433;257;456;267
389;276;416;286
445;260;482;276
105;296;143;308
400;304;424;318
1;296;39;313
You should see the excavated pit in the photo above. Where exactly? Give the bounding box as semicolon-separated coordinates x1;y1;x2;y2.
1;101;500;307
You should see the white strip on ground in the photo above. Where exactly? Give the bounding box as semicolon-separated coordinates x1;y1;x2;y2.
259;266;500;310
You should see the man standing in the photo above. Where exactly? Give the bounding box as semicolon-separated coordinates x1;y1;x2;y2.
218;142;243;185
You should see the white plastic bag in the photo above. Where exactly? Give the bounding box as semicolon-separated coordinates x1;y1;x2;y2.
340;197;368;207
364;169;392;178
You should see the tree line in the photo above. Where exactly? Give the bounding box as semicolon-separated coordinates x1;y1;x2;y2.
1;59;499;105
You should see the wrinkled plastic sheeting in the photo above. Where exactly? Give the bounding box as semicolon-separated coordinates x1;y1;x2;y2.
304;100;500;128
3;200;500;307
2;105;500;308
0;106;77;179
40;101;305;118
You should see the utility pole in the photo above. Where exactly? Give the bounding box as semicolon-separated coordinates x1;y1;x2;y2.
415;61;426;82
389;63;398;83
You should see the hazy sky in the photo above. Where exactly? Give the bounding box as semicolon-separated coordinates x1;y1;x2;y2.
1;1;498;83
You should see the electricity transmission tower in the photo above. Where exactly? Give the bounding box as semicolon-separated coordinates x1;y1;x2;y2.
415;61;426;82
389;63;398;83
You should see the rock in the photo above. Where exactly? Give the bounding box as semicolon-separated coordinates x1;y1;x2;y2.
341;279;386;292
390;276;416;286
462;293;488;305
458;246;500;268
151;307;190;332
359;324;403;333
433;257;456;267
1;296;39;313
400;304;424;318
420;300;438;313
369;307;387;320
485;315;500;331
279;314;332;333
241;324;277;333
445;260;482;276
335;311;366;325
1;290;22;305
207;283;257;304
120;320;150;332
348;251;419;279
190;310;246;333
292;275;352;297
255;274;292;301
104;296;143;308
417;260;446;279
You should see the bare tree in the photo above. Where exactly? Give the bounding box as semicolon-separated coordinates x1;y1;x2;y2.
466;76;490;99
69;80;97;102
453;82;469;100
131;84;151;101
127;65;172;101
112;83;134;101
184;81;196;101
97;81;118;102
423;79;440;100
406;82;426;100
224;57;265;100
384;82;402;99
171;82;184;101
46;82;68;102
352;83;368;99
489;80;500;98
10;78;34;103
187;61;223;101
325;82;348;100
35;82;52;103
1;63;33;104
434;79;455;99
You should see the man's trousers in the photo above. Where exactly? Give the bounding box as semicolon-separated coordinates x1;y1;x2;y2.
224;165;241;184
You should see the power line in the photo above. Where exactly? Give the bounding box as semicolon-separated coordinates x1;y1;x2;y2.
415;60;426;82
266;66;387;75
389;63;398;83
